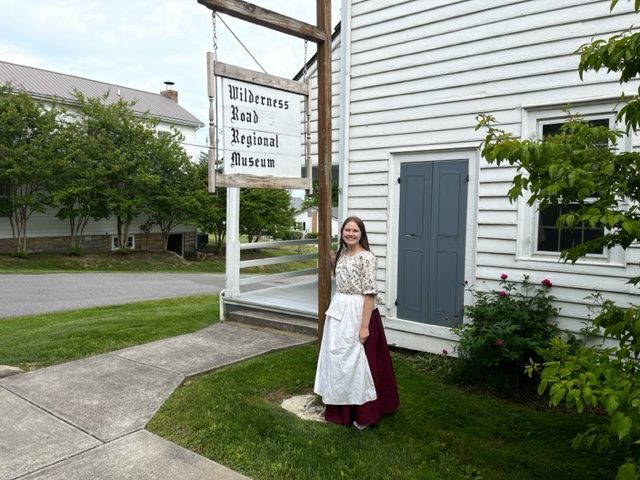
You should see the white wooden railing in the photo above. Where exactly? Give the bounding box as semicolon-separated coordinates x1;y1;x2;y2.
220;237;319;321
238;238;319;286
223;236;319;301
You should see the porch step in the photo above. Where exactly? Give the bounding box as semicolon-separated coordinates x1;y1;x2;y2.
228;309;318;338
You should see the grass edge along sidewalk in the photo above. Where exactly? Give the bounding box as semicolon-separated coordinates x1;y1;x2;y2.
0;295;219;371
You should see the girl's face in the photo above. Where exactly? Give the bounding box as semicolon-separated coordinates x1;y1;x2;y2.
342;221;362;248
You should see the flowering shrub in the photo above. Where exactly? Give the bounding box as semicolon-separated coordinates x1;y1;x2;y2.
453;274;560;389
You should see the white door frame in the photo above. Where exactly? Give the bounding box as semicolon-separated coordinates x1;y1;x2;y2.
385;147;479;333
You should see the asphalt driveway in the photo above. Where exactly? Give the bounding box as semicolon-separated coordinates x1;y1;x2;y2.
0;273;226;319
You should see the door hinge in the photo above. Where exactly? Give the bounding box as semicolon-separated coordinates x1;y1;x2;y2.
395;299;398;306
397;177;401;184
466;174;470;182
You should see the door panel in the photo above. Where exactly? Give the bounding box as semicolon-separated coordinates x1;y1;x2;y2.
397;160;468;326
397;163;432;322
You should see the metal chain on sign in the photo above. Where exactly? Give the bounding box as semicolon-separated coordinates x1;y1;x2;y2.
303;39;308;80
212;12;218;54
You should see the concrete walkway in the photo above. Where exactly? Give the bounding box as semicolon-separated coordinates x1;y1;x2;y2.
0;322;312;480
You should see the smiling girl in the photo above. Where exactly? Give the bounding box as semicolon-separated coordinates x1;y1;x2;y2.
314;216;399;429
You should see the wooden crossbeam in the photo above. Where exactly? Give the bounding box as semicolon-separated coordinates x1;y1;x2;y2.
197;0;327;43
216;174;311;190
214;61;309;95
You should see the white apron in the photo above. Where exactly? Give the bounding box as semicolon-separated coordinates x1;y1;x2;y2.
313;292;377;405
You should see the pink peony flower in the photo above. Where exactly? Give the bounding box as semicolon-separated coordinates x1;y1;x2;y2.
499;290;506;296
541;279;553;288
501;273;508;280
442;349;448;355
496;340;504;347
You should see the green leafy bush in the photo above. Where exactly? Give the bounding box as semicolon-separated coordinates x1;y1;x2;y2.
66;246;83;256
529;292;640;479
453;274;559;390
280;230;303;241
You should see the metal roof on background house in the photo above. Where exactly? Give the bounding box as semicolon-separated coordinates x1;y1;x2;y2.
0;60;203;127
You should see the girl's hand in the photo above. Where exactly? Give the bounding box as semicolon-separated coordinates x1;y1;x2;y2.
359;326;369;344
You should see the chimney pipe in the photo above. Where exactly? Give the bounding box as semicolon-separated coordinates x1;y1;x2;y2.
161;81;178;103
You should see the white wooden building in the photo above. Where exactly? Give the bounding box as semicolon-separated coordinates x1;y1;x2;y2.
0;61;203;256
215;0;640;354
287;0;640;353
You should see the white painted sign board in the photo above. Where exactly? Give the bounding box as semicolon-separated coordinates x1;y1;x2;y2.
221;78;302;178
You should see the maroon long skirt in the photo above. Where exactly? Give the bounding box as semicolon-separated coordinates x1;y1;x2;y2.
324;308;400;427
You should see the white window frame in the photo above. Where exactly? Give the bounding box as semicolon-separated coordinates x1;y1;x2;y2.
518;102;629;266
111;235;135;250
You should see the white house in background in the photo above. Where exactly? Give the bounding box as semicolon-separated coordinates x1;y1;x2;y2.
294;206;340;238
0;60;204;256
297;0;640;352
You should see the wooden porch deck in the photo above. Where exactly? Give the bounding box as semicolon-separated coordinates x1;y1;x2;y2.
222;276;325;321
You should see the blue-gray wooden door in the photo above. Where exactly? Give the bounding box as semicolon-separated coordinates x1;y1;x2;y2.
397;160;468;326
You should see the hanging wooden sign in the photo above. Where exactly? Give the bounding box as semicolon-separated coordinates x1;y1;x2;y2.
208;57;312;190
221;77;301;178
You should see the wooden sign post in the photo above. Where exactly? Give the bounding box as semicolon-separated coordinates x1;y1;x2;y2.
197;0;332;343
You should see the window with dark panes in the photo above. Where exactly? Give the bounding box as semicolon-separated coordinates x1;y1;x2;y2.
536;119;607;255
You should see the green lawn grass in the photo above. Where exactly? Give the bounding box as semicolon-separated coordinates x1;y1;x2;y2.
148;345;623;480
0;295;219;370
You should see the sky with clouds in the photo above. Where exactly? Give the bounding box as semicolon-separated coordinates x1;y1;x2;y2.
0;0;341;151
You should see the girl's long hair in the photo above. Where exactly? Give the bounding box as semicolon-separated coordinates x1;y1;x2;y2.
334;216;370;272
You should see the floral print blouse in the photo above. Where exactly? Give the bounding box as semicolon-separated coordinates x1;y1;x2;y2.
335;250;378;296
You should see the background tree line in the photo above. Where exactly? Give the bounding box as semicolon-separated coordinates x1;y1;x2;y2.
0;84;295;256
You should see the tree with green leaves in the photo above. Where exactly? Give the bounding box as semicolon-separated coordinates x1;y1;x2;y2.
299;179;338;211
240;188;294;243
73;91;160;252
144;129;198;252
191;153;227;254
477;111;635;264
50;113;107;253
477;2;640;478
0;84;64;255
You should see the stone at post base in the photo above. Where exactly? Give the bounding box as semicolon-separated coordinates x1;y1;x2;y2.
281;394;326;422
